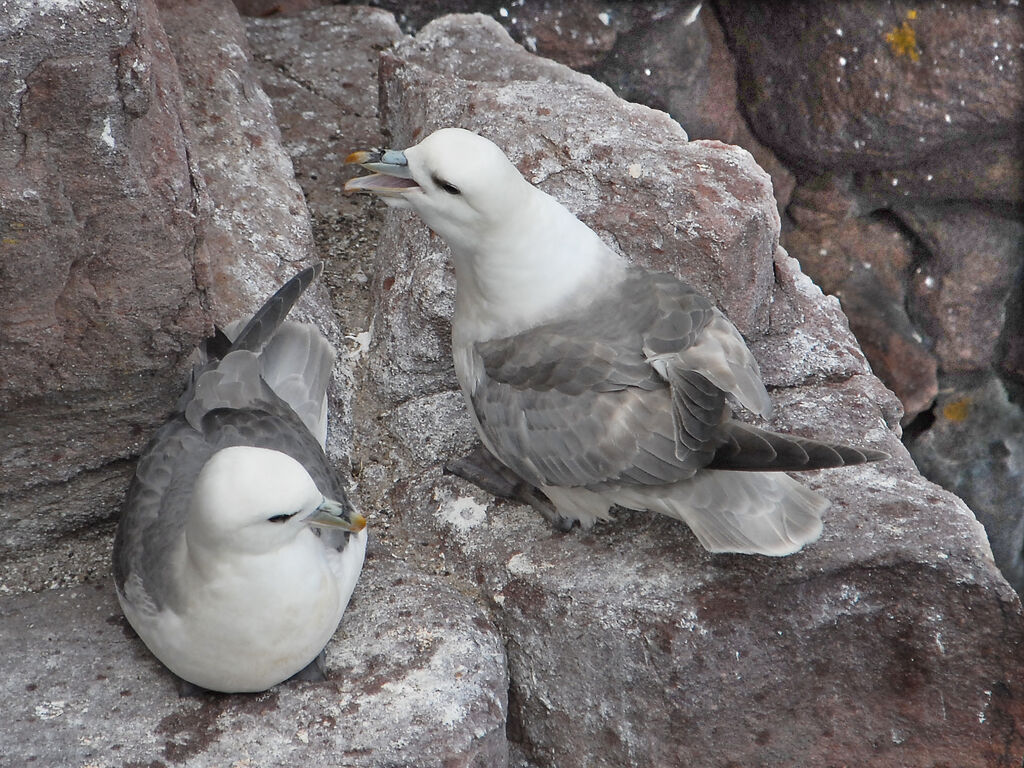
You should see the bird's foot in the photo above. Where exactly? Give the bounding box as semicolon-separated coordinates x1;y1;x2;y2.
290;650;328;683
444;444;577;532
175;676;215;698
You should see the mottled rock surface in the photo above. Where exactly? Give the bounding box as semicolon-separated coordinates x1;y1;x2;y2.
1;550;509;768
715;0;1024;173
911;372;1024;594
0;0;209;557
2;3;512;766
3;2;1024;766
347;13;1024;767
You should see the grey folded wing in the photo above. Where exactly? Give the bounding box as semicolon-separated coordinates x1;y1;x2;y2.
113;402;351;616
470;269;763;489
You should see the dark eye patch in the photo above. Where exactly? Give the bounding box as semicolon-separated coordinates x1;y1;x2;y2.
268;513;294;523
432;175;461;195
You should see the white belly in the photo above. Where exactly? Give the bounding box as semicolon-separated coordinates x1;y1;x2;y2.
122;529;366;693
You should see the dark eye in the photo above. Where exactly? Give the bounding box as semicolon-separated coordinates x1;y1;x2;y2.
268;513;294;524
433;176;461;195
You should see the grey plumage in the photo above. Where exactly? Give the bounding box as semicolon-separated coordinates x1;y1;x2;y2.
345;127;888;556
113;264;365;692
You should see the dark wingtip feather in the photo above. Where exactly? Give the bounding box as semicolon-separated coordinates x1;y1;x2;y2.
229;262;324;355
708;422;890;472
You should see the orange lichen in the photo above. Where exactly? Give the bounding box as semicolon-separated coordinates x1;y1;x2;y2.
942;398;971;423
886;11;921;62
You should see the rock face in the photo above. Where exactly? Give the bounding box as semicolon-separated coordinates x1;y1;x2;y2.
714;0;1024;173
911;372;1024;594
0;0;332;560
0;0;209;556
3;2;1024;767
348;13;1024;767
2;3;511;766
1;550;509;767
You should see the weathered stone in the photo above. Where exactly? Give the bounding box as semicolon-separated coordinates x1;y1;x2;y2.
156;0;321;315
503;0;618;70
898;203;1024;373
348;13;1024;766
591;3;795;211
0;0;210;556
910;372;1024;595
245;6;403;222
1;550;509;767
784;181;939;422
715;0;1024;173
0;0;341;561
856;134;1024;207
233;0;329;18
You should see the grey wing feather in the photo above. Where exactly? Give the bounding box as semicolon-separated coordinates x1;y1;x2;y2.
470;267;883;494
115;263;349;613
472;269;729;488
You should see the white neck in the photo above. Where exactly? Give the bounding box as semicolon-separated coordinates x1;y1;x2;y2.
448;188;627;344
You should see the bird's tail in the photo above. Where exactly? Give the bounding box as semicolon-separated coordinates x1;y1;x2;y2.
226;264;335;446
612;471;827;556
707;421;888;472
181;264;334;445
257;322;336;448
227;263;324;355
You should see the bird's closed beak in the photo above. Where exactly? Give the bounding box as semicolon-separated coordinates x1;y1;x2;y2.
344;149;420;195
305;498;367;533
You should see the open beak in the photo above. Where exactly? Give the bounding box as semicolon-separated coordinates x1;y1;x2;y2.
305;498;367;533
344;149;420;196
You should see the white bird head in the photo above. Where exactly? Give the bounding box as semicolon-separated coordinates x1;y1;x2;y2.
345;127;626;340
186;446;365;556
345;128;534;256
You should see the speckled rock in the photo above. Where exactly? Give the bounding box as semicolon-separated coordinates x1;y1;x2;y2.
0;0;209;557
911;372;1024;596
715;0;1024;174
0;0;340;563
1;550;509;767
898;203;1024;373
784;178;939;422
348;13;1024;767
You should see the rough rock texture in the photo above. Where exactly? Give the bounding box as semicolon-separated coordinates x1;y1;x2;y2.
348;14;1024;767
0;0;209;557
784;178;939;422
897;204;1024;373
4;1;1024;765
707;1;1023;587
0;0;333;562
1;549;509;768
2;4;513;766
911;372;1024;595
715;0;1024;173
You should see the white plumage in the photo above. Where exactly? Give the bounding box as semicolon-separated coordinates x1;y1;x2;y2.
346;128;885;556
114;265;367;692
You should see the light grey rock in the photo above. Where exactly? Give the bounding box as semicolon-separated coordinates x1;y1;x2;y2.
350;13;1024;766
0;551;509;767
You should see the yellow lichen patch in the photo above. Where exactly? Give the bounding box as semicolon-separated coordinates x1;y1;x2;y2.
942;397;971;423
886;13;921;62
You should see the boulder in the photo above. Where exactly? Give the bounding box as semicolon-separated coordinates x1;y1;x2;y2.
0;0;210;558
897;204;1024;374
1;549;509;767
714;0;1024;175
784;177;939;422
911;372;1024;595
348;14;1024;766
0;0;334;564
